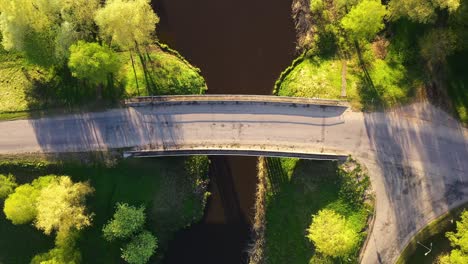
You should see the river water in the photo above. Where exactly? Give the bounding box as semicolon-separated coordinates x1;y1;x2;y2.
152;1;296;263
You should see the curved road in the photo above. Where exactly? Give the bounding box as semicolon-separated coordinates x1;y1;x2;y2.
0;97;467;263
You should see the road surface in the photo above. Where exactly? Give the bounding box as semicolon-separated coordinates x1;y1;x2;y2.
0;98;467;264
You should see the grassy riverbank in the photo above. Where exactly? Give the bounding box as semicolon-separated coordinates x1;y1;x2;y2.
0;154;209;263
0;43;206;121
263;158;373;263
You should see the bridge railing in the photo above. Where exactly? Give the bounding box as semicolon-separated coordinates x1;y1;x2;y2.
124;95;349;108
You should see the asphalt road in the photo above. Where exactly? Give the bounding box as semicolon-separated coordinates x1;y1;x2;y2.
0;100;467;263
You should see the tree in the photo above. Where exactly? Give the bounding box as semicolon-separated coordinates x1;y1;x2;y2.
35;176;94;235
0;174;17;199
306;209;358;258
341;0;388;41
95;0;159;49
68;41;121;85
103;203;146;241
439;210;468;263
3;176;56;225
121;230;158;264
31;229;82;264
419;28;458;66
388;0;461;23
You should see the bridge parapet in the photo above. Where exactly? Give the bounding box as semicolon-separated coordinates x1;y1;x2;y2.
124;95;349;108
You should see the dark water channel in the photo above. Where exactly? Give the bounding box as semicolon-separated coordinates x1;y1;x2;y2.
152;1;296;263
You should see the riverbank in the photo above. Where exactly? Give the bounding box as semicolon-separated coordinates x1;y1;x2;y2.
0;154;209;263
249;157;374;263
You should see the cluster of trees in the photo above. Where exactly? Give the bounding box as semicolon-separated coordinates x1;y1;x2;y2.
103;203;158;264
439;210;468;264
305;0;467;105
0;0;160;98
1;175;94;263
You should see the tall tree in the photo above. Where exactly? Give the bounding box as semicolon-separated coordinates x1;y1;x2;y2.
388;0;461;23
341;0;388;41
439;210;468;263
103;203;146;241
95;0;159;49
307;209;358;258
3;176;56;225
35;176;94;235
121;230;158;264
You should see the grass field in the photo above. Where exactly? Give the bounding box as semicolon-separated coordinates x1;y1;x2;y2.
0;155;209;263
263;158;372;264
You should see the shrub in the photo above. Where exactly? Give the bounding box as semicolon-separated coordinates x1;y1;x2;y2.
306;209;359;258
3;176;56;225
121;230;158;264
0;174;17;199
103;203;146;241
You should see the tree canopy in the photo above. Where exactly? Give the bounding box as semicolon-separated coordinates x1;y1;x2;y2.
121;230;158;264
3;176;56;225
95;0;159;49
103;203;146;241
68;41;121;85
439;210;468;263
0;174;17;199
35;176;94;235
388;0;461;23
341;0;388;41
306;209;359;258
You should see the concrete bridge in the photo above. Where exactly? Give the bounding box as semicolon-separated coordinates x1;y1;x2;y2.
0;95;467;263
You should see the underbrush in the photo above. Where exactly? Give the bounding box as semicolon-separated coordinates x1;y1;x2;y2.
0;155;209;263
263;158;373;264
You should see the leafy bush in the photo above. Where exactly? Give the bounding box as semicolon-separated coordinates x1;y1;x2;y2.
307;209;359;258
103;203;146;241
3;175;56;224
121;230;158;264
338;160;370;207
441;210;468;263
0;174;17;199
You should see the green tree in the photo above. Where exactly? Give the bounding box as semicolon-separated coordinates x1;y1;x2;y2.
441;210;468;263
31;229;82;264
68;41;121;85
103;203;146;241
35;176;94;235
3;176;55;225
419;28;458;66
306;209;359;258
341;0;388;41
121;230;158;264
0;174;17;199
95;0;159;49
388;0;461;23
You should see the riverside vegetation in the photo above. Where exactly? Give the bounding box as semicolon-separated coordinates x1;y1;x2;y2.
260;157;373;264
0;155;209;263
0;0;206;120
281;0;468;123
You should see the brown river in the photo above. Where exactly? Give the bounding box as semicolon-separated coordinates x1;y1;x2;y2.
152;1;296;263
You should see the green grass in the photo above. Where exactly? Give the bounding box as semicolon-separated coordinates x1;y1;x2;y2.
0;155;209;263
264;158;372;264
119;46;207;97
0;50;48;113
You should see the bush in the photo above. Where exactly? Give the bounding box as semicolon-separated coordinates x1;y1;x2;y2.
103;203;146;241
3;176;56;225
338;160;370;207
0;174;17;199
306;209;359;258
121;230;158;264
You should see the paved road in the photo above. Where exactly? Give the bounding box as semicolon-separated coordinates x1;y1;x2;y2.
0;100;467;263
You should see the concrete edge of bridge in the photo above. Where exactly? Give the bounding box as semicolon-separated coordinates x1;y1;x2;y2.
123;95;350;108
123;149;349;161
